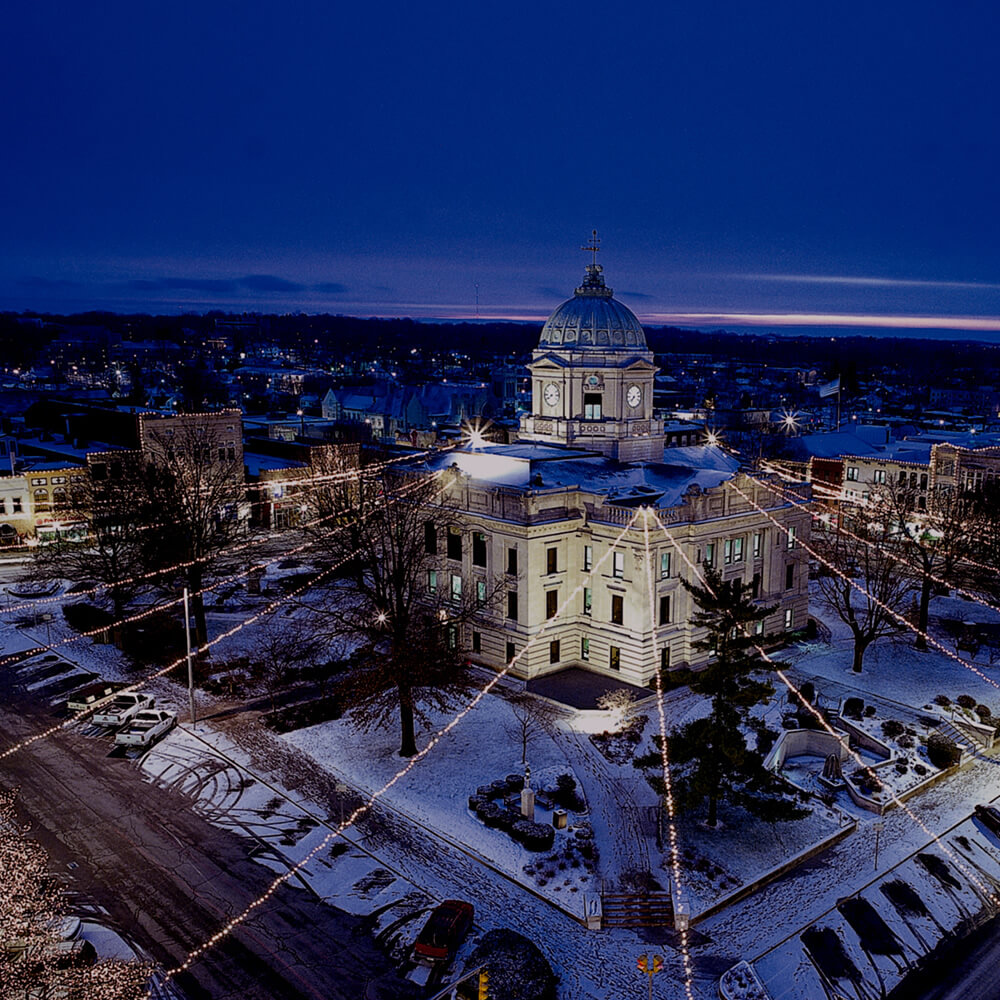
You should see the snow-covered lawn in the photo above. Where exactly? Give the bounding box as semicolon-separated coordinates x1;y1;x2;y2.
280;695;601;910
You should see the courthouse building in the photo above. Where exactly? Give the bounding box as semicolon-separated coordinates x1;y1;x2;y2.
419;256;811;685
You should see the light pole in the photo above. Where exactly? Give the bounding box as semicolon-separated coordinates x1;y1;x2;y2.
297;408;305;438
637;953;663;1000
183;587;197;728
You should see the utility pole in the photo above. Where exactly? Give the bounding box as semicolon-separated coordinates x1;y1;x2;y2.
183;587;197;727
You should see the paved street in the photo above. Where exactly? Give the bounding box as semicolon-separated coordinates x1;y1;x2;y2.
0;662;410;1000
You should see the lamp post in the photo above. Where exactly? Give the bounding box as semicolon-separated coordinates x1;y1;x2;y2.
873;818;885;870
296;408;305;438
637;953;663;1000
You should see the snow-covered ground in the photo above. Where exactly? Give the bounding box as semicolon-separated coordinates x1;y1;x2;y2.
6;570;1000;999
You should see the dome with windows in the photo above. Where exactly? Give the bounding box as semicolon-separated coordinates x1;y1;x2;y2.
537;263;647;351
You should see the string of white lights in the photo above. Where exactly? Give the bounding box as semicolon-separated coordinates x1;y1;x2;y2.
154;508;645;987
640;509;695;999
755;474;1000;621
644;504;1000;909
1;443;458;615
0;474;442;759
728;475;1000;690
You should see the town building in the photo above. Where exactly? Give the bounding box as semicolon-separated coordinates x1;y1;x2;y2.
416;257;811;686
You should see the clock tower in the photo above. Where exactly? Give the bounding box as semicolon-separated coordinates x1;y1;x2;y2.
520;236;665;462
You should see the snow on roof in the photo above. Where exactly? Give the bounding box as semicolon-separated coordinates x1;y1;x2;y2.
422;443;739;508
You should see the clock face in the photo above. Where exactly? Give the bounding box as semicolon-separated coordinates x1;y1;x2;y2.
626;384;642;409
543;382;560;406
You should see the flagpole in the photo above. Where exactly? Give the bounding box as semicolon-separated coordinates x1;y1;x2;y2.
836;382;841;431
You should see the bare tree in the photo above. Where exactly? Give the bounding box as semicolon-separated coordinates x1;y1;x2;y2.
142;422;247;647
32;457;152;621
871;481;981;650
505;692;558;765
300;462;502;756
251;614;321;712
814;515;910;672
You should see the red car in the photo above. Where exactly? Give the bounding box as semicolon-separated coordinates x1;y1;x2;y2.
412;900;474;962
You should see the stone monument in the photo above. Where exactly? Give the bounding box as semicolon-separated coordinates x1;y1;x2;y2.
520;764;535;821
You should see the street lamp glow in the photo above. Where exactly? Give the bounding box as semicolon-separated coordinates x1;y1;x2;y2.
462;418;491;450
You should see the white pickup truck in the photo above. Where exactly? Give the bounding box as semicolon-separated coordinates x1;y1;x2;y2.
93;692;154;727
114;709;177;747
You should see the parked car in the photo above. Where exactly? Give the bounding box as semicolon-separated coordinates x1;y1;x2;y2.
975;803;1000;836
93;692;154;727
66;682;125;714
412;900;474;963
115;709;177;747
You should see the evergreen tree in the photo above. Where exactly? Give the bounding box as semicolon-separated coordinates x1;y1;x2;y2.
635;566;809;827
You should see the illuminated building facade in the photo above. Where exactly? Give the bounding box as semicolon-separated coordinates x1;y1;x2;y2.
420;258;811;685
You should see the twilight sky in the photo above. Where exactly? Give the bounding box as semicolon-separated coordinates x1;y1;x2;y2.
3;2;1000;335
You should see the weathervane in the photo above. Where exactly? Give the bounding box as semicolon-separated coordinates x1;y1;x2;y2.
582;229;601;267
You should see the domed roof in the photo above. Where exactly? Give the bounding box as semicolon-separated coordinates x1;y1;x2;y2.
538;263;647;351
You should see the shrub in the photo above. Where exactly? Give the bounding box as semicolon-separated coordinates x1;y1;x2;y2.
934;694;951;707
975;704;993;722
511;820;555;851
864;705;877;718
476;801;508;828
897;735;915;749
798;681;816;705
62;602;114;634
882;720;905;740
957;694;977;710
843;697;864;719
913;763;928;776
505;774;525;793
553;773;583;811
926;733;962;769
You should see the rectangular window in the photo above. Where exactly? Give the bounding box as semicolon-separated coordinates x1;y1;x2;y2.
660;647;670;672
583;393;602;420
660;551;671;579
609;645;621;671
787;526;797;550
507;591;518;621
476;579;487;604
581;637;590;661
12;497;21;513
752;573;761;599
873;469;886;484
754;620;764;635
472;631;481;653
549;640;560;664
583;545;593;572
612;551;624;579
447;625;457;650
732;537;743;562
451;574;462;601
0;499;5;515
705;542;715;567
472;532;487;567
547;547;558;574
898;470;907;483
447;527;462;561
659;595;670;625
920;473;928;490
427;569;437;594
424;522;437;554
507;547;518;575
724;539;732;565
506;641;516;663
546;590;558;619
784;608;793;630
611;594;623;625
785;564;794;590
583;587;592;616
753;532;762;558
846;466;859;481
